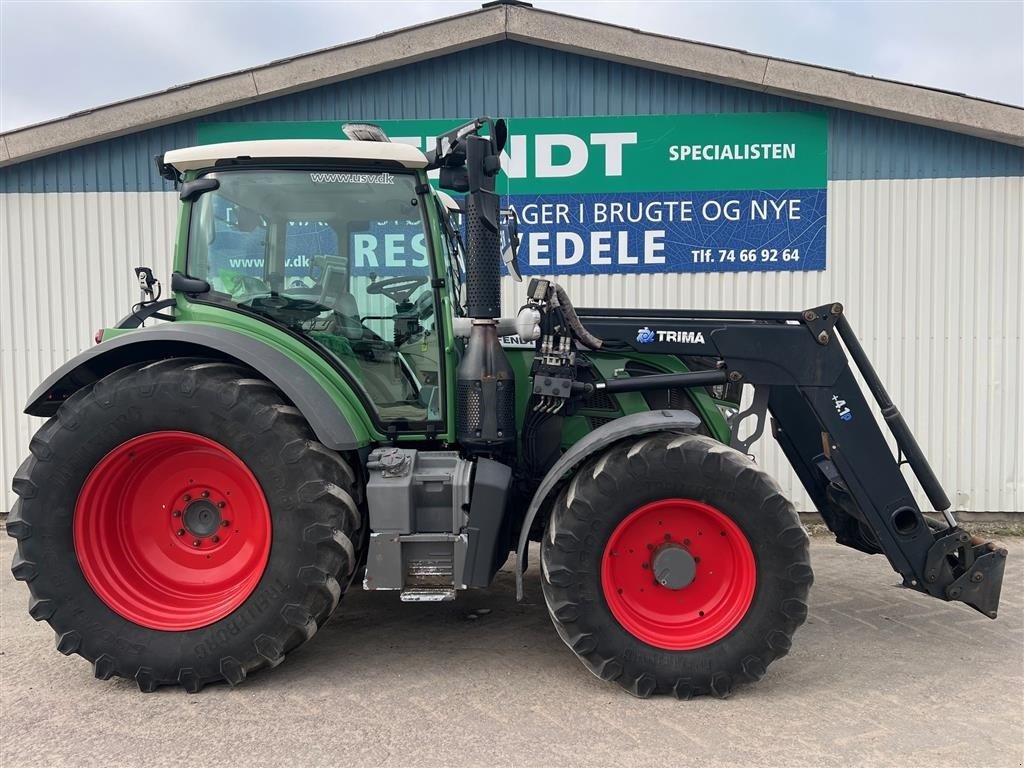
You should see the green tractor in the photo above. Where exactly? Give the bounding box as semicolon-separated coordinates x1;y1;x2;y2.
9;119;1006;697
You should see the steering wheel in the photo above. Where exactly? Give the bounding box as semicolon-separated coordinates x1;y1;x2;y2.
366;275;429;304
247;295;329;325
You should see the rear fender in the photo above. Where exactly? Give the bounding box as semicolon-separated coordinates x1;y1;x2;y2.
25;323;370;450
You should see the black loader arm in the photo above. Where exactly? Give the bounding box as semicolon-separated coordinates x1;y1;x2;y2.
575;302;1007;619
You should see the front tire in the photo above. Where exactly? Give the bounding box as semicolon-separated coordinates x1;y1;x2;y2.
8;359;363;691
541;433;812;698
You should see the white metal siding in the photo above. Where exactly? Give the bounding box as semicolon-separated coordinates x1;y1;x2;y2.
2;176;1022;513
0;191;179;510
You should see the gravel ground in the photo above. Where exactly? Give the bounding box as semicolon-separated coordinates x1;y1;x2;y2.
2;533;1021;768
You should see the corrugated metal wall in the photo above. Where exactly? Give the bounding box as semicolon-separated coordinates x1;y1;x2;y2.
2;40;1022;512
0;191;179;506
4;42;1022;194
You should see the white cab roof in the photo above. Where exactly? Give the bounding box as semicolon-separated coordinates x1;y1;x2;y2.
163;139;428;173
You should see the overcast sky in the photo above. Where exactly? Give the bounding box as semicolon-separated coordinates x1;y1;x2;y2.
1;0;1022;132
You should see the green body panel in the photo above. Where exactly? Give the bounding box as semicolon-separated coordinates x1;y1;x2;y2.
170;305;380;444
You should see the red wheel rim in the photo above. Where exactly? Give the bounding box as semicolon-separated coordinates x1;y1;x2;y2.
74;431;271;631
601;499;756;650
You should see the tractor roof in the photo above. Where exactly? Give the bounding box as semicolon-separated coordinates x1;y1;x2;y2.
163;139;428;174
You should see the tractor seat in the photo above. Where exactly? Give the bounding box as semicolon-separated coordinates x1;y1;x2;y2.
318;266;363;340
327;292;363;340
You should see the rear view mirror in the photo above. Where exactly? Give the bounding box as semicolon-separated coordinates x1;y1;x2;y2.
491;119;508;155
179;176;219;202
501;208;522;282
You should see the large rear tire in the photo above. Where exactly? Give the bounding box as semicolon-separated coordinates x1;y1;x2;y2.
8;359;363;692
541;433;812;698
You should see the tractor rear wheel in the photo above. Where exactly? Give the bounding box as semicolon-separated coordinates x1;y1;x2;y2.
541;433;811;698
8;359;363;691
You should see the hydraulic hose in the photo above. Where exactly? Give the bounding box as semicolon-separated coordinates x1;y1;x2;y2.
552;283;604;350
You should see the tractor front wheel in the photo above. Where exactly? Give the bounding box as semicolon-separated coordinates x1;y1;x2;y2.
8;359;363;691
541;433;812;698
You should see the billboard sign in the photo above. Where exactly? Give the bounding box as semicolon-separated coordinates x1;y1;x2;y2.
198;112;828;275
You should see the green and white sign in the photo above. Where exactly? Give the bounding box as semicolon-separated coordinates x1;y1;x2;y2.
199;112;828;274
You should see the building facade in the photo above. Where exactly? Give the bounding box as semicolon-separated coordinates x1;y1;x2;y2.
2;4;1022;513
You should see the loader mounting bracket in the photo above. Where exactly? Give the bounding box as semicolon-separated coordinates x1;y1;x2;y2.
729;385;769;456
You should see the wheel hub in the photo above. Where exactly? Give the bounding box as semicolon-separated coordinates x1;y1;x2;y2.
652;542;696;590
183;498;222;538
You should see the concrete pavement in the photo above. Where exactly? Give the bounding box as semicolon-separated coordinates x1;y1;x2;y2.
2;534;1021;768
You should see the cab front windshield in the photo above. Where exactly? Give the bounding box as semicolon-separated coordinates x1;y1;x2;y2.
186;168;441;423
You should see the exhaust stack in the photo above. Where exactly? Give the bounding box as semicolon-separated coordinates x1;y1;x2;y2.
463;132;503;319
431;119;516;456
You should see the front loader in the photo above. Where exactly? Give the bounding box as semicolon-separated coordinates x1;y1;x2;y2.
8;118;1006;698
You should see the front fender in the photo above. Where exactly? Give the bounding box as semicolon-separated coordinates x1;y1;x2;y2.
25;323;369;451
515;408;700;599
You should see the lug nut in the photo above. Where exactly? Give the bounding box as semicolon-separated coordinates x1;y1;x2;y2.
176;529;185;536
217;501;226;509
192;540;201;548
211;535;220;544
172;510;181;518
221;520;231;527
183;494;191;502
201;490;210;498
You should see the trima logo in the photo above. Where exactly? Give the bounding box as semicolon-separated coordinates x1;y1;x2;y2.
635;327;706;344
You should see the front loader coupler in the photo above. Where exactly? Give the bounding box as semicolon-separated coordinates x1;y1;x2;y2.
923;530;1008;619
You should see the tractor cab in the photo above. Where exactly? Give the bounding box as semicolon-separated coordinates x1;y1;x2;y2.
165;139;449;423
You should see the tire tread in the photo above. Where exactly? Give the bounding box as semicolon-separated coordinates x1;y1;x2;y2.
8;357;364;692
540;432;811;699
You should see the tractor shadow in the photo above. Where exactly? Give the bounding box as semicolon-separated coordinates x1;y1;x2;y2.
261;559;576;691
